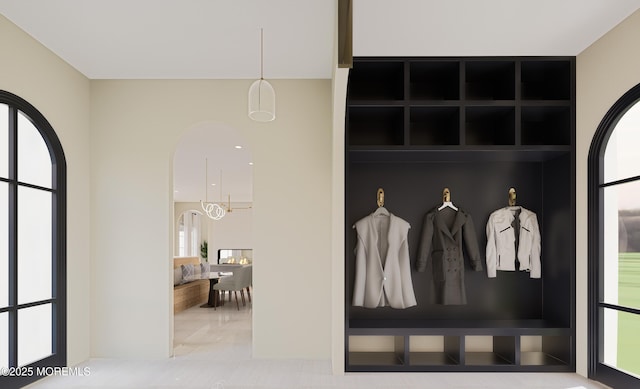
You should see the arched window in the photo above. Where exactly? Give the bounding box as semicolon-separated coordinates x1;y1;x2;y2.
589;84;640;388
177;210;202;257
0;91;66;388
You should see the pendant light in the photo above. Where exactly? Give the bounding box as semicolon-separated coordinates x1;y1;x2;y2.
248;28;275;122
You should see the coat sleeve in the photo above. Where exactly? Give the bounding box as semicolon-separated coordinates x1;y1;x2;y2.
416;213;434;272
529;214;542;279
485;213;498;278
463;213;483;271
398;224;417;308
352;227;367;307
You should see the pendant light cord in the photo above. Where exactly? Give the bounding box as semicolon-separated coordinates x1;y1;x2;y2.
260;28;264;81
204;158;208;202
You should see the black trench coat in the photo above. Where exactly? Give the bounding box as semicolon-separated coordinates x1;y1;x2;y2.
416;207;483;305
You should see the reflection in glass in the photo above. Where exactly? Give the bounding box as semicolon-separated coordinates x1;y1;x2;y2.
18;304;52;367
18;111;51;189
0;182;7;308
0;104;7;179
218;249;253;264
604;100;640;183
602;308;640;379
0;312;7;369
18;186;52;305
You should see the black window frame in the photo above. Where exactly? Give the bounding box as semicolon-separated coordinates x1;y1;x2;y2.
588;83;640;388
0;90;67;388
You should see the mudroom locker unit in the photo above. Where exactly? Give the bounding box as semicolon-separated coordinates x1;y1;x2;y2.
344;57;575;372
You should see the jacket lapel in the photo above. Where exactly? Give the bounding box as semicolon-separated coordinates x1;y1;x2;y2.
384;214;395;266
436;208;463;241
449;211;465;238
436;210;453;240
368;212;390;271
518;208;531;228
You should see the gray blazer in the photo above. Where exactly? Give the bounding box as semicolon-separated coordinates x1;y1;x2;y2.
352;212;417;309
416;207;483;305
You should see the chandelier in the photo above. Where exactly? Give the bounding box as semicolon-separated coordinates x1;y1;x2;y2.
200;158;225;220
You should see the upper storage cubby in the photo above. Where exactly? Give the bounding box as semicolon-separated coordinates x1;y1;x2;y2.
465;106;515;145
521;106;571;145
346;57;574;149
347;60;404;101
410;61;459;100
521;60;571;100
465;61;515;100
348;106;404;146
410;107;460;145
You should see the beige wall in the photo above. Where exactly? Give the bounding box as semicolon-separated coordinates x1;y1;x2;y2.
90;79;332;358
576;9;640;377
0;15;92;366
331;67;348;374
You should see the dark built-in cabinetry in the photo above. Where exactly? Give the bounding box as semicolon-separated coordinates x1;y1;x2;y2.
345;57;575;372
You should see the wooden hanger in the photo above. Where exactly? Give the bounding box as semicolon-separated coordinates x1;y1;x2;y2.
438;187;458;211
373;187;389;216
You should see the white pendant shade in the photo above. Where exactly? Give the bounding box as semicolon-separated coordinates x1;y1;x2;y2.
248;79;275;122
248;28;275;122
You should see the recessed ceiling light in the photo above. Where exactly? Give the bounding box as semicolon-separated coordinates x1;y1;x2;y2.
211;183;216;186
249;162;254;166
235;145;242;149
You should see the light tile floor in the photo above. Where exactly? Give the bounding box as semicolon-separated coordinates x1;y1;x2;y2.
27;301;609;389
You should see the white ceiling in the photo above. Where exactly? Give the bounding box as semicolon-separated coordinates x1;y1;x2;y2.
2;1;638;80
0;0;336;79
354;1;640;57
1;0;639;203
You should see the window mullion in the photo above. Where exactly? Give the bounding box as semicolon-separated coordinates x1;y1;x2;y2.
7;106;17;368
600;174;640;188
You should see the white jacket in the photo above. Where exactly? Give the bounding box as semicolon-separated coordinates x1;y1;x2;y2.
352;212;417;309
485;206;541;278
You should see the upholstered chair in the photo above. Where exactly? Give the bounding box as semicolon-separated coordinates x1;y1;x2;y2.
213;265;252;310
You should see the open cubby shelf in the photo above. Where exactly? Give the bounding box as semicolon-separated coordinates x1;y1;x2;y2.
347;334;572;371
465;60;515;100
348;320;571;334
410;61;460;100
346;57;574;148
347;60;405;101
521;60;571;100
345;57;575;373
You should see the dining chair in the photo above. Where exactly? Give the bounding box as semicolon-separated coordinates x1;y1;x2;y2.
245;265;252;303
213;265;252;310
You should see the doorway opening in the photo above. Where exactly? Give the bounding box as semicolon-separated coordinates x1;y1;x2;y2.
171;122;253;357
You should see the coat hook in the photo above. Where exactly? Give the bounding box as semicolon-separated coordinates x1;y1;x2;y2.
443;187;451;203
377;188;385;207
508;187;516;206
